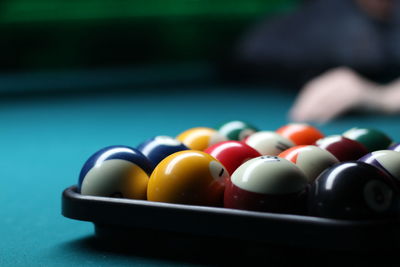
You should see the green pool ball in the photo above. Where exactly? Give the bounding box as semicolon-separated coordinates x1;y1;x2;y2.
343;127;392;152
217;120;258;141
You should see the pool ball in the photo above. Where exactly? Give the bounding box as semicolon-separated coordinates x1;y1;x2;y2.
176;127;227;151
315;135;368;162
147;150;229;206
244;131;295;156
224;156;308;213
278;145;339;182
388;143;400;152
308;161;399;219
204;141;261;176
276;123;324;145
79;145;153;199
343;127;392;152
137;136;189;169
359;150;400;184
217;120;258;141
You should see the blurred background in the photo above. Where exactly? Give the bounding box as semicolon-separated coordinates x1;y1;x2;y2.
0;0;299;92
2;2;400;266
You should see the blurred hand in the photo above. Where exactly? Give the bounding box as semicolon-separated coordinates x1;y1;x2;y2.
380;78;400;114
289;67;381;123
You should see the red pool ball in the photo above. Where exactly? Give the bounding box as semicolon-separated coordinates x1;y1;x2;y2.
204;141;261;176
276;123;324;145
315;135;368;162
224;156;308;213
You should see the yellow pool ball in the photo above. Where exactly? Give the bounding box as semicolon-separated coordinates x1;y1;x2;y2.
176;127;227;151
147;150;229;206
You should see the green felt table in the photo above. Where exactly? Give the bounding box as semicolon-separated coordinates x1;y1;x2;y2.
1;67;400;266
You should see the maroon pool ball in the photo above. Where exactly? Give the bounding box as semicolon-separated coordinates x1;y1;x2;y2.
315;135;368;162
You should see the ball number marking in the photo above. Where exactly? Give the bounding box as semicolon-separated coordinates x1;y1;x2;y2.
260;156;281;162
363;180;393;212
209;161;229;181
275;141;291;152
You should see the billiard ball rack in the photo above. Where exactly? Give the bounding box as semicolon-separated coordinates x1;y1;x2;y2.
62;186;400;251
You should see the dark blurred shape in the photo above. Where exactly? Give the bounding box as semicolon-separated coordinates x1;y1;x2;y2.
0;0;299;73
229;0;400;86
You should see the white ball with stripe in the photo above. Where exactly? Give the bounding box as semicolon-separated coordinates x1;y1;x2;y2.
359;150;400;182
79;145;152;199
245;131;295;156
81;159;149;198
279;145;339;182
231;156;308;195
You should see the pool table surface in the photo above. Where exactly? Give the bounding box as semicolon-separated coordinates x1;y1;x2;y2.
2;67;400;266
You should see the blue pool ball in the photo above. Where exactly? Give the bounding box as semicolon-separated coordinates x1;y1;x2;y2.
137;136;189;169
389;143;400;152
79;145;153;199
358;150;400;185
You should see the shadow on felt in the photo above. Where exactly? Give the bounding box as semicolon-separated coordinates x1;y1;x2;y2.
58;225;400;266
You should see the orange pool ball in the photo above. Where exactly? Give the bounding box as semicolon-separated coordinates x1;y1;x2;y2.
176;127;227;151
147;150;229;206
276;123;324;145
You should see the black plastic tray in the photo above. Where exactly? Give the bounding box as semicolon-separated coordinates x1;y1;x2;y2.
62;186;400;251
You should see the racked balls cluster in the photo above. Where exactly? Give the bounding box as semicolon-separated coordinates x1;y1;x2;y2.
78;121;400;220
